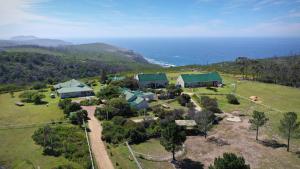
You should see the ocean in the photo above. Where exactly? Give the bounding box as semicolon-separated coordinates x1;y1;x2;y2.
69;38;300;66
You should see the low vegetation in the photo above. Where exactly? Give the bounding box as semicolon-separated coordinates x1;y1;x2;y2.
32;125;91;168
208;153;250;169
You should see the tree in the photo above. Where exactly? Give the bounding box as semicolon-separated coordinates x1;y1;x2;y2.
166;84;182;98
64;102;81;116
97;85;120;99
32;93;46;104
69;110;88;126
279;112;300;152
195;110;214;138
100;69;108;84
249;111;268;141
160;121;186;161
235;57;251;79
209;152;250;169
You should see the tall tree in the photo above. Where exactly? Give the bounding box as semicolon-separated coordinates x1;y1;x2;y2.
235;57;251;79
209;152;250;169
160;121;186;161
100;69;108;84
195;110;214;138
249;111;268;141
279;112;300;152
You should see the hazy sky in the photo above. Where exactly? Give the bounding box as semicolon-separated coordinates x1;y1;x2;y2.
1;0;300;39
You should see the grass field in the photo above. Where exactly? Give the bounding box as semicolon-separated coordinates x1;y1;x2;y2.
107;139;173;169
0;90;82;168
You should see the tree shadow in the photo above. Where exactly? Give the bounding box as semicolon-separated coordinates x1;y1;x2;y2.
174;158;204;169
296;151;300;158
259;139;286;149
34;100;49;105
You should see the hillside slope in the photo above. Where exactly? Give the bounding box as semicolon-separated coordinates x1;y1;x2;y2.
0;43;159;84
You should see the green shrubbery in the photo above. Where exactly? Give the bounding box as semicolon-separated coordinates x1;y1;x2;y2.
177;93;191;106
200;96;221;113
95;97;133;120
32;125;91;169
19;90;46;104
79;98;100;106
97;85;120;99
226;94;240;105
209;153;250;169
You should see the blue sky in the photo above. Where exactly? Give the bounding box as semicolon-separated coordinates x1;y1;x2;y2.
1;0;300;38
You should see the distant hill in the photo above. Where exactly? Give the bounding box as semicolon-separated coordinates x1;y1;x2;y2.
0;36;72;47
0;40;160;84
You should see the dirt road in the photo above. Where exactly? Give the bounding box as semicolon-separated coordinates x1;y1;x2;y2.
81;106;114;169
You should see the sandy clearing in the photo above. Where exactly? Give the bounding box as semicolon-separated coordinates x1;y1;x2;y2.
81;106;114;169
184;116;300;169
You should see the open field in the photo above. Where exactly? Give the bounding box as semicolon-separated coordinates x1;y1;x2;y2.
185;117;300;169
0;90;81;168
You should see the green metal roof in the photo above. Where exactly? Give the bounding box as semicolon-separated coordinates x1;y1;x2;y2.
137;73;168;82
55;79;93;94
130;96;145;106
124;90;137;102
180;72;222;83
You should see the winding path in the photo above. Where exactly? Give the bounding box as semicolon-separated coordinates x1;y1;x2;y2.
81;106;114;169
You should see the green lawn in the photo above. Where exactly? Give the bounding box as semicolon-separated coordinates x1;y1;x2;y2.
107;139;173;169
0;90;81;168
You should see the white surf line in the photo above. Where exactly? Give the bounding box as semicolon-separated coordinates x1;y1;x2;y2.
83;120;95;169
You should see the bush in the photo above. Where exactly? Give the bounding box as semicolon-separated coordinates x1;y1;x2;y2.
32;125;91;168
58;99;72;109
95;106;116;120
200;96;221;113
226;94;240;104
177;94;191;106
102;121;127;144
97;85;120;99
209;152;250;169
79;98;99;106
112;116;127;125
32;83;47;90
63;102;81;116
69;110;88;125
19;90;46;104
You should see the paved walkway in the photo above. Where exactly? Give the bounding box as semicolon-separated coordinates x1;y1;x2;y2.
81;106;114;169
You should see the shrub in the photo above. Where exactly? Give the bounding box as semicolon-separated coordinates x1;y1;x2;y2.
112;116;127;125
58;99;72;109
32;125;91;168
95;106;116;120
32;82;47;90
226;94;240;105
79;98;99;106
69;110;88;125
177;94;191;106
64;102;81;116
200;96;221;113
209;153;250;169
97;85;120;99
19;90;46;104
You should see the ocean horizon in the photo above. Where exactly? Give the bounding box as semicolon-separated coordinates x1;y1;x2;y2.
68;37;300;66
